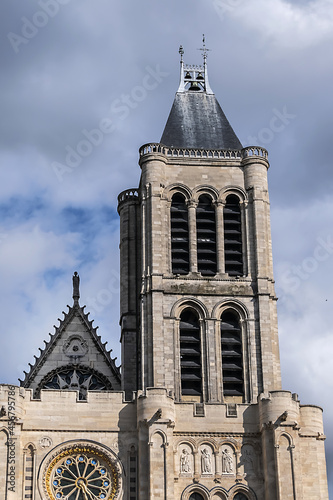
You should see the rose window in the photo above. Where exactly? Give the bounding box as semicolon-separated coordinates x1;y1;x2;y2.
45;446;118;499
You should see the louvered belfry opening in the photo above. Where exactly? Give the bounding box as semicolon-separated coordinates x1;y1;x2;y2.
179;309;202;397
171;193;190;275
221;309;244;398
196;194;217;276
224;194;243;276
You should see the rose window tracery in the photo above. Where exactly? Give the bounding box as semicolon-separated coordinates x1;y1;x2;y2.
38;367;112;400
45;446;118;499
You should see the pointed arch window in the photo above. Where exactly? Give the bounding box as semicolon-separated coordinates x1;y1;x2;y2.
224;195;243;276
196;194;217;276
221;309;244;398
171;193;190;274
23;445;35;499
180;309;202;396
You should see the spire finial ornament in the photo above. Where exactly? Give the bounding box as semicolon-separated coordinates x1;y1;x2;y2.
73;271;80;306
179;45;184;63
199;34;211;64
178;44;185;92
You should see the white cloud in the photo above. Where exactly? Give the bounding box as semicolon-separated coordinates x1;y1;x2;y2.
0;224;79;277
216;0;333;49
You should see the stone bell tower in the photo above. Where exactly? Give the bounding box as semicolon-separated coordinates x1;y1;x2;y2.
118;41;281;404
117;41;329;499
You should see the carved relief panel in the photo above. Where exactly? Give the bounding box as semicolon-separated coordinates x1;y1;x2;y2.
221;445;235;475
63;335;88;358
199;444;214;476
178;444;193;476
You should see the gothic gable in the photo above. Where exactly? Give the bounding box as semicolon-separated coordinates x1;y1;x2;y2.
20;273;121;398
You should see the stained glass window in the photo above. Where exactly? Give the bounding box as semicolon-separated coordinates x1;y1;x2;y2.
46;447;118;500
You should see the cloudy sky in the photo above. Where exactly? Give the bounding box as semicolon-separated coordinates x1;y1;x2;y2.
1;0;332;493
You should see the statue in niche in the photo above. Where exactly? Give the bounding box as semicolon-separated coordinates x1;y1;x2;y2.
180;449;191;473
222;448;233;473
201;448;212;473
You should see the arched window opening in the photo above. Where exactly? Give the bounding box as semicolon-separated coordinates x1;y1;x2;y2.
189;493;205;500
180;309;202;396
234;494;249;500
171;193;190;275
221;310;244;398
196;195;217;276
129;446;138;500
24;445;35;499
223;195;243;276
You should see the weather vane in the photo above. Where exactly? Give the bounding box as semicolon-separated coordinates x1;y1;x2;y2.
198;34;211;62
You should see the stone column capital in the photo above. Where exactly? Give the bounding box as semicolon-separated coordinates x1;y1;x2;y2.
187;200;197;209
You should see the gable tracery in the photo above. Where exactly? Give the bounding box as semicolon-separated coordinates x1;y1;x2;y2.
63;334;88;359
36;364;113;400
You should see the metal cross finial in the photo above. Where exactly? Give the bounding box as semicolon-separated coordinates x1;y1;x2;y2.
179;45;184;62
198;34;211;62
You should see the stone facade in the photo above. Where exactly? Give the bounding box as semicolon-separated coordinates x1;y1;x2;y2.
0;53;329;499
0;385;328;499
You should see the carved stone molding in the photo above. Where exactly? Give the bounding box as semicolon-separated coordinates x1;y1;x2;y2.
39;436;52;449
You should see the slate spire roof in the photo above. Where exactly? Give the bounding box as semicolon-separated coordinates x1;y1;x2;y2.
160;42;242;150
